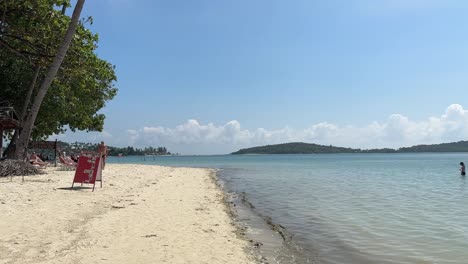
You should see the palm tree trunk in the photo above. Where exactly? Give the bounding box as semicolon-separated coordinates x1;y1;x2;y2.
13;0;86;159
21;65;41;121
3;65;40;158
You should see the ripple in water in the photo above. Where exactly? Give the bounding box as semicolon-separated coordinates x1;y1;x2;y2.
110;153;468;263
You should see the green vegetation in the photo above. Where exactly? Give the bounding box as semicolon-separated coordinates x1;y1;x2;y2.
59;142;172;156
0;1;116;159
232;142;357;154
231;141;468;154
398;141;468;153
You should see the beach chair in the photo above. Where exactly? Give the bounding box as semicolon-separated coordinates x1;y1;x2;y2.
29;153;48;168
59;156;77;167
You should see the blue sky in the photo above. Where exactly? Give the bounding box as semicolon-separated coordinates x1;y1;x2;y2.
53;0;468;154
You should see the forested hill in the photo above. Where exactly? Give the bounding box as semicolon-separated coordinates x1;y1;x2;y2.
231;141;468;154
398;141;468;153
231;142;358;154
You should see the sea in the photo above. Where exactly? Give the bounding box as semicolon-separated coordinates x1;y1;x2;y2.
108;153;468;264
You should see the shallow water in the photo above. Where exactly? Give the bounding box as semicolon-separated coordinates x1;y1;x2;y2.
109;153;468;264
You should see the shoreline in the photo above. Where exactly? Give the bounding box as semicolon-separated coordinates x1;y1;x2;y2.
0;164;258;264
216;169;310;264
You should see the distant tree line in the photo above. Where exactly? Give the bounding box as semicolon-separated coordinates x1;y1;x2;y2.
397;141;468;153
232;141;468;154
60;142;172;156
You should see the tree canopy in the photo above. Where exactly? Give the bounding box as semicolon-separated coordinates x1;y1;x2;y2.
0;0;117;141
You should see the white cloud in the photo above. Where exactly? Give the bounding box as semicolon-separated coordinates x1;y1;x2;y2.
50;104;468;154
121;104;468;154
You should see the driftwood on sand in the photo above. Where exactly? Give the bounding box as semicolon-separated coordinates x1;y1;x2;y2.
0;159;43;177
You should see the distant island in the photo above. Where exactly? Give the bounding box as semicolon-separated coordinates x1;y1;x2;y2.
231;141;468;154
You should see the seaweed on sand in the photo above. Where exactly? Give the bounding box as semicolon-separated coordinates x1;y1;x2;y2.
0;159;44;177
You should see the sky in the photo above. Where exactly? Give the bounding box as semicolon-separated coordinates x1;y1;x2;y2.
51;0;468;154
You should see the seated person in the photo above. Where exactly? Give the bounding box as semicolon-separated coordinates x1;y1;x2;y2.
30;152;48;167
59;153;77;167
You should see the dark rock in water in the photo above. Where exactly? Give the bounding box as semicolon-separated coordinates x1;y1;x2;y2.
253;241;263;248
0;160;43;177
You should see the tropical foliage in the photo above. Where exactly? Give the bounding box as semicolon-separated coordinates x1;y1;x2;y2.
0;0;116;158
232;141;468;154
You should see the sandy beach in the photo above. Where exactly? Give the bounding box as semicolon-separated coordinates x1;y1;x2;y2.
0;164;256;264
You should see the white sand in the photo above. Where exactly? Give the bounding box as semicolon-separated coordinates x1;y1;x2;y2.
0;164;256;264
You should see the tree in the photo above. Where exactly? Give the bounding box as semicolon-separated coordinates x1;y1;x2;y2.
14;0;86;159
0;0;117;158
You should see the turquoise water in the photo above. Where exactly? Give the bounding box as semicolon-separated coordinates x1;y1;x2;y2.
108;153;468;264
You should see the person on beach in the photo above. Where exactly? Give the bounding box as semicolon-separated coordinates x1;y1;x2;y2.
30;152;48;167
98;141;108;169
460;162;466;176
71;154;79;163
